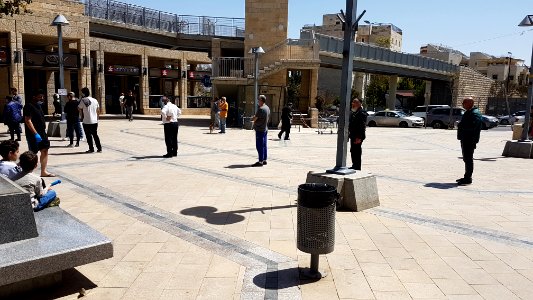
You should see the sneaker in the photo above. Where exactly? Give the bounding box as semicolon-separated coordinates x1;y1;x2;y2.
75;143;79;147
97;149;102;153
262;161;267;165
67;144;74;148
455;178;464;183
85;150;94;153
251;161;264;167
278;133;282;139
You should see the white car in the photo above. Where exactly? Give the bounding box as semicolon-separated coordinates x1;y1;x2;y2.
498;111;526;125
367;110;424;128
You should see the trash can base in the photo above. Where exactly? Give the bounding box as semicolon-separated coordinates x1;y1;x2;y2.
299;267;328;279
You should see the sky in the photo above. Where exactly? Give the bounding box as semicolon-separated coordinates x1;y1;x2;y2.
125;0;532;65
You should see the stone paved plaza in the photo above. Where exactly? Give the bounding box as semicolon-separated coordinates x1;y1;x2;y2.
5;117;533;300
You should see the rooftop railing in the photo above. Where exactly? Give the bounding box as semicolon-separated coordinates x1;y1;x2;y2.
84;0;245;37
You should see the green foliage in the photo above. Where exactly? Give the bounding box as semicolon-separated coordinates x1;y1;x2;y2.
398;77;426;99
287;70;302;105
374;37;391;48
366;74;388;109
0;0;32;17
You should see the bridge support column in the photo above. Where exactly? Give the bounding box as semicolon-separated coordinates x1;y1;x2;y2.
424;80;432;106
353;72;364;100
387;75;398;110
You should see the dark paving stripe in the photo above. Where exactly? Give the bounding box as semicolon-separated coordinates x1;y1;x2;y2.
372;208;533;248
55;172;300;300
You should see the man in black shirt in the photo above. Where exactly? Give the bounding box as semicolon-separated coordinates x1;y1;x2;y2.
64;92;82;147
124;90;136;121
348;98;368;170
278;102;293;140
23;90;54;177
456;97;482;185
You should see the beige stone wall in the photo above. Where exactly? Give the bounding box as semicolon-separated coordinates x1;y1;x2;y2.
454;66;494;113
245;0;288;55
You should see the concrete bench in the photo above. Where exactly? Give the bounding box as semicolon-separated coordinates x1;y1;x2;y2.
0;176;113;296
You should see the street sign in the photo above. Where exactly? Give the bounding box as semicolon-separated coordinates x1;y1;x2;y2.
57;89;67;96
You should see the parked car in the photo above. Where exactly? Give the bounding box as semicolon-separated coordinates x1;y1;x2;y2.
481;115;499;129
412;105;450;120
426;107;464;129
498;111;526;125
367;110;424;128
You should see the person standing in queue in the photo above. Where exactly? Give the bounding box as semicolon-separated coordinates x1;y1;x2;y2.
23;90;54;177
218;97;228;134
78;87;102;153
251;95;270;167
161;96;181;158
456;96;482;185
348;98;368;171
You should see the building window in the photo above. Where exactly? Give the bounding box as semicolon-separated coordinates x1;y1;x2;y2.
492;75;498;80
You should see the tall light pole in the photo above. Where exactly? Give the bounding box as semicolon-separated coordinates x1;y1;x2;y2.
51;14;69;115
327;1;365;175
249;46;265;114
519;15;533;141
362;20;374;105
505;52;512;120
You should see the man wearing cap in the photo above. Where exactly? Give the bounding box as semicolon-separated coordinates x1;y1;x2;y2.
456;96;482;185
251;95;270;167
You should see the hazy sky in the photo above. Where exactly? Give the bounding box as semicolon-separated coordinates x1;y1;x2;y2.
125;0;532;65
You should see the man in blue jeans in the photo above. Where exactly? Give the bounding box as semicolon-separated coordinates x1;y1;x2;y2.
251;95;270;167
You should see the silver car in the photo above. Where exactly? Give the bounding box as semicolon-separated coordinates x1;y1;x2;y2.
367;110;424;128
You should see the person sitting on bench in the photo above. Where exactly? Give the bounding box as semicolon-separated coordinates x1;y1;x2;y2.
12;151;60;211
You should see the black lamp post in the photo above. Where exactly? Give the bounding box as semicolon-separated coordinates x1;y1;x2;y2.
51;14;69;115
518;15;533;141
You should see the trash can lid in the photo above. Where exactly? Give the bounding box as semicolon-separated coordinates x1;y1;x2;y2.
298;183;337;208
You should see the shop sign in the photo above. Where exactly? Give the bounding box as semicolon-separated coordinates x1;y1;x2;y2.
106;65;140;75
0;49;8;64
24;52;79;68
149;68;181;78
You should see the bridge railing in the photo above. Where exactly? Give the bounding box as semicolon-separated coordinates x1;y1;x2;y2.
212;57;254;78
306;31;459;74
84;0;245;37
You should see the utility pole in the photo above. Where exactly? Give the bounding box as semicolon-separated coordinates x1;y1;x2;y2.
327;1;365;174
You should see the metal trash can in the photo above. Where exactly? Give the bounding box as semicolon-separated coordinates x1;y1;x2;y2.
297;183;337;278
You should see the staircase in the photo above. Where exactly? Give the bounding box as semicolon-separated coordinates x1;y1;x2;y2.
211;38;320;81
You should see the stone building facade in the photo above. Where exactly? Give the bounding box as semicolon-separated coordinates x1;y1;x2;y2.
453;66;494;113
0;0;213;116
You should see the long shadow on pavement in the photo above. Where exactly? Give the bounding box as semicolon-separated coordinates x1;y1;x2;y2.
225;164;255;169
253;267;319;290
181;204;296;225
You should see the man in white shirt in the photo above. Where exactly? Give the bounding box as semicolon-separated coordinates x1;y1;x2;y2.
161;96;181;158
78;87;102;153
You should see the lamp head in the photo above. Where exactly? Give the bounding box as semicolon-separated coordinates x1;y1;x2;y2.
51;14;69;26
248;47;265;54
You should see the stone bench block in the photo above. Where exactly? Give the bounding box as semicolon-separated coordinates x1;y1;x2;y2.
502;140;533;159
306;171;380;212
0;177;38;244
0;207;113;287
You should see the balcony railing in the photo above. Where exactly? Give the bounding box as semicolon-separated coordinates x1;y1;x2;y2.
211;39;320;79
84;0;245;37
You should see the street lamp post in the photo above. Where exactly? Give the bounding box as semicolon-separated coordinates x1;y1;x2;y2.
327;0;364;175
519;15;533;141
51;14;69;115
249;46;265;115
504;52;512;120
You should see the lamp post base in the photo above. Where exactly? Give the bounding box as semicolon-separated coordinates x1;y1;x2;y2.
326;167;356;175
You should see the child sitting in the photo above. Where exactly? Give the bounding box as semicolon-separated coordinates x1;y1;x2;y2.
12;151;60;211
0;140;21;179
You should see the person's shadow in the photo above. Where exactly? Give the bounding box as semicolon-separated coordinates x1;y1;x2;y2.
424;182;458;189
225;164;254;169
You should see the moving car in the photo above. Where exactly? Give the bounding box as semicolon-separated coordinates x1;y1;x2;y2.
426;107;464;129
498;111;526;125
412;105;450;120
367;110;424;128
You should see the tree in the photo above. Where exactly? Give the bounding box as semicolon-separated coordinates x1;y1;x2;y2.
287;70;302;106
0;0;32;17
366;74;388;110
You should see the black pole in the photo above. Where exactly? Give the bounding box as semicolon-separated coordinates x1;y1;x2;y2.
327;0;358;175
